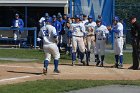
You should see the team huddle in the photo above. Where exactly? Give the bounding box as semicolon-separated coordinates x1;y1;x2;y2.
38;13;124;74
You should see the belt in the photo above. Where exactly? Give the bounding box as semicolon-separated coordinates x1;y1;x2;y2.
115;36;123;38
73;35;83;37
87;35;95;36
97;38;105;40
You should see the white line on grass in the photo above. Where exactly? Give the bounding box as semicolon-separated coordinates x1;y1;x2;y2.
0;76;31;82
0;75;42;82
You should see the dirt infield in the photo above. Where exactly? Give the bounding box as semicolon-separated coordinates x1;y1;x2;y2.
0;62;140;85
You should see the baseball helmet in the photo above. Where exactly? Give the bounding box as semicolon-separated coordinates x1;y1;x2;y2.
88;15;93;19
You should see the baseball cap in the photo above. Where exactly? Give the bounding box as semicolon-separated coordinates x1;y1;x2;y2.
53;15;56;18
83;14;87;17
15;13;19;16
96;19;102;23
75;15;80;19
114;16;119;21
45;13;49;17
57;15;62;18
88;15;93;19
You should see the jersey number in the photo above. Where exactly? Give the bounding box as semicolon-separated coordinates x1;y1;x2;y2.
43;30;49;36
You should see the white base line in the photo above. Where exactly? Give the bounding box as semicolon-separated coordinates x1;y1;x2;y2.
0;76;31;82
0;65;42;68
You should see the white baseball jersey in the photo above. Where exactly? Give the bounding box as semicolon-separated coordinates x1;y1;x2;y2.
113;22;123;38
15;20;19;27
82;19;88;25
95;25;109;39
38;24;60;61
70;22;85;36
94;25;109;55
38;25;58;45
85;21;96;35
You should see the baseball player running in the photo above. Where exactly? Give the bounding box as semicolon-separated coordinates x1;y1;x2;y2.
70;15;86;66
110;16;124;68
84;15;96;65
38;19;60;74
95;19;109;67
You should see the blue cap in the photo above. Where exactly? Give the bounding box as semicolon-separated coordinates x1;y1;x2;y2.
15;13;19;16
57;15;62;18
75;15;80;19
114;16;119;21
53;15;56;18
88;15;93;19
45;13;49;17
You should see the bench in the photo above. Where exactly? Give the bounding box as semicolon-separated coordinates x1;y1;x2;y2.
0;27;37;48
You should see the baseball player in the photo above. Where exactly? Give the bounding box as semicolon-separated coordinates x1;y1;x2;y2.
70;15;86;66
111;16;124;68
12;13;24;46
84;15;96;65
52;15;62;51
82;14;88;25
94;19;109;67
38;19;60;74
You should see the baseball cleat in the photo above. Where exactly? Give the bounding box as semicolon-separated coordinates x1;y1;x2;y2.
115;63;118;68
81;61;86;66
96;61;100;66
43;68;47;75
118;64;123;69
100;62;104;67
53;69;60;73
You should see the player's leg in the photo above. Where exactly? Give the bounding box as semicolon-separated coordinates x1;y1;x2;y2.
43;51;51;75
78;37;86;66
114;39;119;68
118;37;124;68
100;40;106;67
94;40;100;66
71;37;77;65
49;43;60;73
86;36;91;65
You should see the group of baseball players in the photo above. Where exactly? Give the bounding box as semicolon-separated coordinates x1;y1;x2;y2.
38;12;124;74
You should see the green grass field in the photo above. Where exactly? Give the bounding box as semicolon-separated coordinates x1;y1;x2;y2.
0;49;132;64
0;80;140;93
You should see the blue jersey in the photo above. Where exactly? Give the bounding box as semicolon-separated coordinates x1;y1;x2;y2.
12;18;24;32
52;20;62;35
